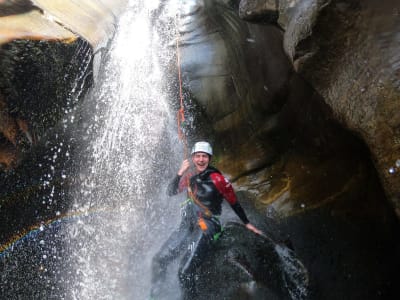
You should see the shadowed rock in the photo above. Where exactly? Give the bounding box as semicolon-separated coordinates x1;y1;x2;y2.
0;0;128;169
245;0;400;217
0;0;37;17
187;222;309;300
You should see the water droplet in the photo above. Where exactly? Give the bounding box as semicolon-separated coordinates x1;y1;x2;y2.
300;203;305;208
388;167;395;174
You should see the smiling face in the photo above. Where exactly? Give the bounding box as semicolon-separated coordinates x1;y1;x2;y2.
192;152;210;173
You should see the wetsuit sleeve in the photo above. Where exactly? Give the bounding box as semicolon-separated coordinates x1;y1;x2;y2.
230;202;250;225
210;173;250;224
167;175;181;196
167;173;190;196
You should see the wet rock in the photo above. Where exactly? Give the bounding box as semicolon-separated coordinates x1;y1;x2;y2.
0;0;128;169
238;0;279;22
190;222;309;300
0;38;93;168
173;0;292;158
30;0;128;50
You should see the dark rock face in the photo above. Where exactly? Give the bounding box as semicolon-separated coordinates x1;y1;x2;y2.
174;0;294;170
238;0;278;22
0;38;93;169
276;0;400;216
0;0;121;248
0;0;128;170
0;0;36;17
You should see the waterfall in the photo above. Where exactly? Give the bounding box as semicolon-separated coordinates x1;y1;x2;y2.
64;1;182;299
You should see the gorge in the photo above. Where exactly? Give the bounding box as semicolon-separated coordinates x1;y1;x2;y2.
0;0;399;299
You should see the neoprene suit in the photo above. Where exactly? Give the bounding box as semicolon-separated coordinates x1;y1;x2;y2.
151;166;250;297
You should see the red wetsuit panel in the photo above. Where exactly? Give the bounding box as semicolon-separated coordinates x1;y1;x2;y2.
209;172;237;205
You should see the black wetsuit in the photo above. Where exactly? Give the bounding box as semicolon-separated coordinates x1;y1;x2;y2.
151;166;249;298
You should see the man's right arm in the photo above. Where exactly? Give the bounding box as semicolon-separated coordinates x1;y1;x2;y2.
167;175;182;196
167;159;191;196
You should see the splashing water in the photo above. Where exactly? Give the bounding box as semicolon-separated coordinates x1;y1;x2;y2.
275;244;309;300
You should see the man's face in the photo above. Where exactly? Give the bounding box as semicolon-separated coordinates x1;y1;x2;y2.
192;152;210;173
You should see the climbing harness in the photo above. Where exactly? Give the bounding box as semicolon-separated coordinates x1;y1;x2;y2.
213;228;223;241
180;198;192;207
198;217;208;231
180;190;224;240
188;184;212;218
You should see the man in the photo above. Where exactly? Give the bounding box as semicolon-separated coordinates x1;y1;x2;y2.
151;141;262;299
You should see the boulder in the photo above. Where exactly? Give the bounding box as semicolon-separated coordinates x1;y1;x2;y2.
188;222;309;300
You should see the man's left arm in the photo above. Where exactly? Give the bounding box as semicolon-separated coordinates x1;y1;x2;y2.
210;173;263;235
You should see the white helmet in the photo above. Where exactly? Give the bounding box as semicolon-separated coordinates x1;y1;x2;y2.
191;141;213;156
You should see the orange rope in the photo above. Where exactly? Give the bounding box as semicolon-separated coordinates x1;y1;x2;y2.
175;13;188;159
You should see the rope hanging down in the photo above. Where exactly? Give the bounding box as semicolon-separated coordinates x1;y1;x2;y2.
175;13;188;159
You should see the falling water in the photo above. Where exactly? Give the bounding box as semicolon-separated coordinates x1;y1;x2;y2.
63;2;182;299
